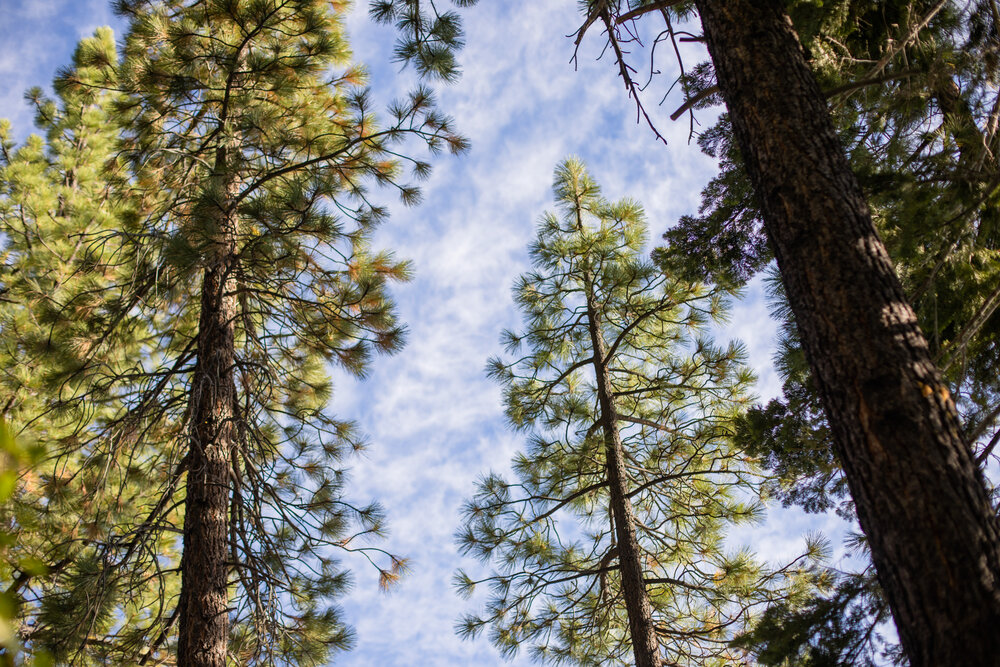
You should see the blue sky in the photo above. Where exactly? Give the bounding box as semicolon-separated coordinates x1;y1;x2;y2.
1;1;849;664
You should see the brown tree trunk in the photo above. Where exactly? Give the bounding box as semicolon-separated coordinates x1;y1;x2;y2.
693;1;1000;664
177;144;240;667
584;276;662;667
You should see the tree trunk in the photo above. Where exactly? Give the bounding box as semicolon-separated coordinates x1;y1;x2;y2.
693;1;1000;664
584;277;662;667
177;144;240;667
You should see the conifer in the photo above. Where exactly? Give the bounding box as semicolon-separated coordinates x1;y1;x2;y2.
0;30;177;663
456;159;818;666
669;4;1000;661
2;1;464;663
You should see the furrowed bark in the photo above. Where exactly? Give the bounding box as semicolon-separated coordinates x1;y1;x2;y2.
177;141;241;667
583;273;662;667
693;1;1000;664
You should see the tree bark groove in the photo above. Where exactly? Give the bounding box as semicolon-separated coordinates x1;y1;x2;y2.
693;1;1000;664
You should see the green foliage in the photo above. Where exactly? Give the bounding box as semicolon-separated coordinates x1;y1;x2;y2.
733;569;906;667
1;2;463;663
369;0;480;81
657;115;767;287
0;422;48;664
457;158;820;665
0;29;179;665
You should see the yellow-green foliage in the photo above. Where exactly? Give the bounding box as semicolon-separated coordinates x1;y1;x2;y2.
1;1;462;663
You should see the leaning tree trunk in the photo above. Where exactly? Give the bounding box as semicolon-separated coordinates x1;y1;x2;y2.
693;1;1000;664
177;142;241;667
584;276;662;667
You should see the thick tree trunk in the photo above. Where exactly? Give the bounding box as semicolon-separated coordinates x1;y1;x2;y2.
584;279;662;667
177;145;240;667
693;1;1000;664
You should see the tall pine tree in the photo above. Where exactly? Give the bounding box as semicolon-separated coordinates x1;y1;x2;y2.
3;1;464;663
457;158;819;666
651;2;1000;662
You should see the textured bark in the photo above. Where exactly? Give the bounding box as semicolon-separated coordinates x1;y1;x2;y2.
693;1;1000;664
583;276;662;667
177;143;240;667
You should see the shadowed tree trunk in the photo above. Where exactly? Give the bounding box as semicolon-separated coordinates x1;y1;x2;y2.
693;1;1000;664
177;141;241;667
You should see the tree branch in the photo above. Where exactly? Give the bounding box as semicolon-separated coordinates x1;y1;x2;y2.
615;0;685;25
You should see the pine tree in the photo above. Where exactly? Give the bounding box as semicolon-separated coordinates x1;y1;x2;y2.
113;1;462;660
3;1;465;663
690;3;1000;664
0;30;180;663
456;158;819;666
667;1;1000;446
658;2;1000;662
664;3;1000;662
